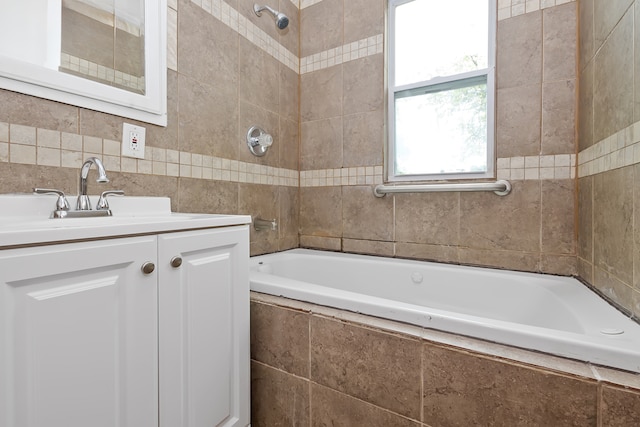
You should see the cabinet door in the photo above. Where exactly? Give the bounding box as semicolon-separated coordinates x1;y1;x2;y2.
0;237;158;427
159;226;249;427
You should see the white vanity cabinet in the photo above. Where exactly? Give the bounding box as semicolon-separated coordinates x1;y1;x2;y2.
0;224;250;427
158;227;249;427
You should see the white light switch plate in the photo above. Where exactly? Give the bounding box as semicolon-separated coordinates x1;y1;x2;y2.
122;123;146;159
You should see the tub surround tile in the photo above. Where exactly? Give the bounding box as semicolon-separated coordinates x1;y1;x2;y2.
578;257;594;288
422;344;598;426
250;292;602;383
578;176;594;263
342;110;384;168
300;0;343;57
300;66;343;122
601;385;640;426
250;293;640;426
635;2;640;123
310;384;420;427
395;192;460;246
593;168;633;285
592;8;634;144
458;247;541;272
238;38;280;115
579;0;594;71
460;180;542;253
541;179;575;254
593;268;635;311
250;301;310;378
342;238;394;257
310;316;422;419
342;186;393;241
300;187;343;238
251;362;310;427
342;54;384;116
299;235;342;251
301;117;343;170
395;242;460;265
278;186;300;243
579;59;595;151
634;163;640;292
496;84;542;158
540;253;577;276
542;2;577;82
496;11;542;89
343;0;383;45
593;0;633;52
279;64;300;124
542;79;576;155
279;117;300;171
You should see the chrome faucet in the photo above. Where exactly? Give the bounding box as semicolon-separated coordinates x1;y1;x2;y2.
77;157;109;210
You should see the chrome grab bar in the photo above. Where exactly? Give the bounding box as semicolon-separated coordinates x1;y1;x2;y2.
373;180;511;197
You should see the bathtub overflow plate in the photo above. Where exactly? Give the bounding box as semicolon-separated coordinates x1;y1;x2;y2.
600;328;624;335
411;272;423;284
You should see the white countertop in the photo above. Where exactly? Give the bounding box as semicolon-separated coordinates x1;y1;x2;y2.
0;194;251;248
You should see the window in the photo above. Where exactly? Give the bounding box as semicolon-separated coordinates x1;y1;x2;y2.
387;0;496;181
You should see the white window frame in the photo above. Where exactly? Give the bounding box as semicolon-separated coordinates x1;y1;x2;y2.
387;0;496;182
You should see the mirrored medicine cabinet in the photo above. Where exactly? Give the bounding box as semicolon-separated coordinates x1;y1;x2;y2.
0;0;167;126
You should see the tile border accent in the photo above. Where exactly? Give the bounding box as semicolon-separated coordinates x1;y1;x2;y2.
498;0;575;20
300;34;383;74
0;122;298;187
578;121;640;178
498;154;576;180
299;154;576;188
300;0;575;17
300;0;323;9
300;166;384;187
190;0;299;72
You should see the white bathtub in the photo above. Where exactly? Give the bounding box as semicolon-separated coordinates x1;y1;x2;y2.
249;249;640;373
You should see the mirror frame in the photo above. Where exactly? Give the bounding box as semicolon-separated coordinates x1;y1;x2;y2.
0;0;167;126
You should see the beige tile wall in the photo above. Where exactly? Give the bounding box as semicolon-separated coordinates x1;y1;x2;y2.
299;1;578;276
251;294;640;426
578;0;640;318
0;0;300;256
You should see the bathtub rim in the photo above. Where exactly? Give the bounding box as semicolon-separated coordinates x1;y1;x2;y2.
250;249;640;374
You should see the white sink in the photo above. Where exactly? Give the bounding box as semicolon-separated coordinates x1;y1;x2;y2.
0;194;251;247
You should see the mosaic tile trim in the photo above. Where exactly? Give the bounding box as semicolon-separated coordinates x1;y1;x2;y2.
300;154;576;188
190;0;299;72
578;121;640;178
497;154;576;180
497;0;575;21
300;34;384;74
300;0;322;9
60;53;145;93
300;166;384;187
0;122;298;187
301;0;574;17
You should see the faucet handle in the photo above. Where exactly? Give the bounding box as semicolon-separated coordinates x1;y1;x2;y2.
96;190;124;210
33;188;70;211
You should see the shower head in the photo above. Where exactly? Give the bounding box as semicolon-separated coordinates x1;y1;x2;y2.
254;4;289;30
